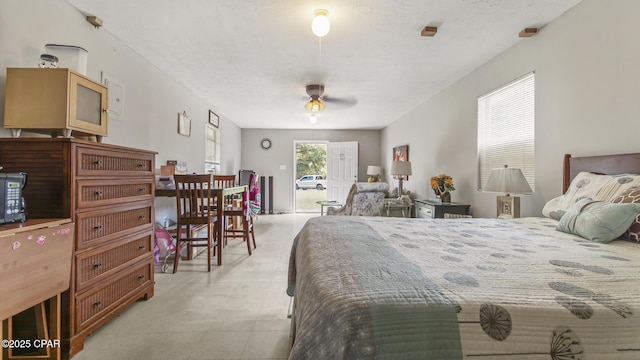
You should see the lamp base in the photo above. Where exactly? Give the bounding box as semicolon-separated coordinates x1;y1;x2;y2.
397;178;404;200
496;195;521;219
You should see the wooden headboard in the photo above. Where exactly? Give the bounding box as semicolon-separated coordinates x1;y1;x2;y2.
563;153;640;193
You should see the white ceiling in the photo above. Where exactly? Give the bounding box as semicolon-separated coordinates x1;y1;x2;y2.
64;0;582;130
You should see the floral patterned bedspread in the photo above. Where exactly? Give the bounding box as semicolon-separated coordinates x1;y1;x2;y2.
287;216;640;359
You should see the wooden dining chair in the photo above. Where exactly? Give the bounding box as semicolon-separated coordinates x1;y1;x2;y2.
212;174;241;246
222;194;257;255
211;175;255;254
213;174;236;189
173;174;218;272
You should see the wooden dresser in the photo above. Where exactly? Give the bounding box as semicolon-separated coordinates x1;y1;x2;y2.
0;138;156;358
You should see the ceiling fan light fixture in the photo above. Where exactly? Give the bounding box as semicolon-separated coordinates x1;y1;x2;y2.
311;9;330;37
308;114;318;124
304;99;324;112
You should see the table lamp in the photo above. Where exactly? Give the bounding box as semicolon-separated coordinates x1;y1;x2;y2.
484;165;532;218
367;166;382;182
390;161;412;200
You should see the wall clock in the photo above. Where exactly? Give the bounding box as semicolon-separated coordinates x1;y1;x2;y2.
261;138;272;150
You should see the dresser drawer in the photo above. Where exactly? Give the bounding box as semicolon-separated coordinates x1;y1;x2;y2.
415;200;471;218
77;179;154;209
76;146;154;177
416;202;434;218
75;231;152;291
76;201;153;250
75;261;152;332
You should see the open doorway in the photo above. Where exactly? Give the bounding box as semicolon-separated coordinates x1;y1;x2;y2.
294;141;327;213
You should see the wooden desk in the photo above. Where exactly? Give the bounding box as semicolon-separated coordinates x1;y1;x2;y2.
155;185;247;266
0;219;74;360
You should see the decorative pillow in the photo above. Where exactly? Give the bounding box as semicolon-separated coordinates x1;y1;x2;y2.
611;186;640;242
542;172;640;220
556;198;640;243
356;182;390;193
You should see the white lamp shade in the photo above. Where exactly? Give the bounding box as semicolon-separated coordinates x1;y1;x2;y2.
311;10;330;37
484;166;532;194
367;166;382;176
390;161;412;176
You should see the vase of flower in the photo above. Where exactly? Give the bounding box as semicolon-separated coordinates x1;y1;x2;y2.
431;173;455;203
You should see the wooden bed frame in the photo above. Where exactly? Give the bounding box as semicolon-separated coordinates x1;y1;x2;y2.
563;152;640;193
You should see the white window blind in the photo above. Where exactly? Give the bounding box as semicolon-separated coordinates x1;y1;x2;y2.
477;72;535;191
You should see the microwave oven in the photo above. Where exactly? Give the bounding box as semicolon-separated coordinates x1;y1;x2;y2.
0;172;27;224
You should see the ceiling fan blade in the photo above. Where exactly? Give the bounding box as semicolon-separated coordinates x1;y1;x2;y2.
322;95;358;109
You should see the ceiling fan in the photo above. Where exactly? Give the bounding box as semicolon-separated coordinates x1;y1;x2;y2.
304;84;357;112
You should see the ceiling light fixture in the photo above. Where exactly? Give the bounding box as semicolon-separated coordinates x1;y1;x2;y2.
304;99;324;112
309;114;318;124
311;9;330;37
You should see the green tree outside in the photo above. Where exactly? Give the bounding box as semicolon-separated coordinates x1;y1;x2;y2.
296;143;327;179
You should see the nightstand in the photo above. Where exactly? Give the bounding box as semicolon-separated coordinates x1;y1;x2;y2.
383;199;413;218
415;199;470;218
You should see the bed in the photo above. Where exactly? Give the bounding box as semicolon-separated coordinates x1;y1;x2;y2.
287;153;640;359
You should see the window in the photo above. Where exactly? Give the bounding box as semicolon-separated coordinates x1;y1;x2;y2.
477;72;535;191
204;124;220;174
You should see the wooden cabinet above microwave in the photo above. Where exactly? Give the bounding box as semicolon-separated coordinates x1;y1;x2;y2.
4;68;108;141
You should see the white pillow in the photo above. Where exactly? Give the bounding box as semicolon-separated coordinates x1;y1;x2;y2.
542;172;640;220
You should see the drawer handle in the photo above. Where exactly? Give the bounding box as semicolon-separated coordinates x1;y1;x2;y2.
94;225;103;231
139;215;146;220
138;163;145;168
94;190;104;196
93;301;102;307
94;160;103;166
93;263;102;269
138;275;145;280
138;188;145;192
138;245;145;250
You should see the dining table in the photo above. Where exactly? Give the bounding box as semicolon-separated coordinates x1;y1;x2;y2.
155;185;247;266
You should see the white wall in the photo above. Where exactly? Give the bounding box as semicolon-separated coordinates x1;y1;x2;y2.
382;0;640;218
241;129;381;213
0;0;242;223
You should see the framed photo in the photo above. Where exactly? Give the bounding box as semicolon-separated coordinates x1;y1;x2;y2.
392;145;409;180
178;111;191;137
208;110;219;128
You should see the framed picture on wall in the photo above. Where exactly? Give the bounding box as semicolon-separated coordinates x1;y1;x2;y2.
178;111;191;137
209;110;219;128
392;145;409;180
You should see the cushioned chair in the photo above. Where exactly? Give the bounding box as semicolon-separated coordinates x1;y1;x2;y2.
327;182;389;216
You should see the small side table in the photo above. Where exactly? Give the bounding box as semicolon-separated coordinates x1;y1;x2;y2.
384;200;414;218
316;200;342;216
415;199;470;218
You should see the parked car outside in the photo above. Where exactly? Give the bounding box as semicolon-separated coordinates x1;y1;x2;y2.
296;175;327;190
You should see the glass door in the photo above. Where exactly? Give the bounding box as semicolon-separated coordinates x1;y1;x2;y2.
294;141;327;213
